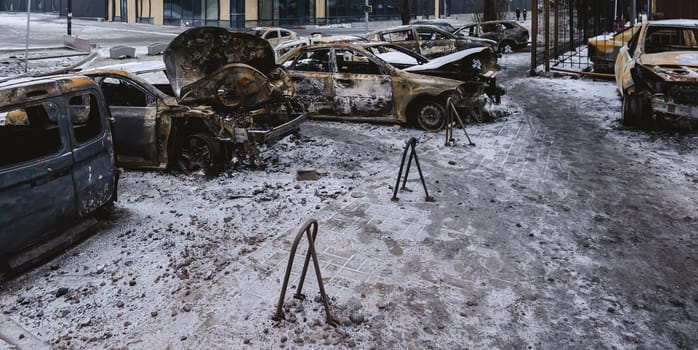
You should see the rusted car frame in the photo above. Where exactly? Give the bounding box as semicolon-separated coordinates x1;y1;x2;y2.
0;75;118;262
367;25;496;59
615;19;698;131
279;42;503;131
86;27;305;175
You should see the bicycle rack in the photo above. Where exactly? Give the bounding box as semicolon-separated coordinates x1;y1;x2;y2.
273;219;336;325
444;96;476;147
391;137;435;202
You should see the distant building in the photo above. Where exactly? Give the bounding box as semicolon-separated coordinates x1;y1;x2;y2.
652;0;698;19
0;0;489;29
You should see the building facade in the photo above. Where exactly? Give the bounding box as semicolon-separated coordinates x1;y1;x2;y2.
2;0;694;29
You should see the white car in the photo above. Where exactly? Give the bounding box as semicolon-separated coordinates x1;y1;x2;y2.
246;27;300;49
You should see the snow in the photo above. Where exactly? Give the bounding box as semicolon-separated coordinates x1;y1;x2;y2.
1;14;697;349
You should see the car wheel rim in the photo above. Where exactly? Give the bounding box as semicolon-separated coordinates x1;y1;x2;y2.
418;104;444;131
179;136;212;174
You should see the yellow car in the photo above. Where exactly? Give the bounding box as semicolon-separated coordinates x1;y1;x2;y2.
587;24;640;73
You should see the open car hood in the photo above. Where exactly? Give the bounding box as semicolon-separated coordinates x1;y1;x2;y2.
163;26;295;111
403;47;498;82
163;27;276;99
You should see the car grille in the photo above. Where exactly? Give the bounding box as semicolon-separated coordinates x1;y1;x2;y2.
669;85;698;105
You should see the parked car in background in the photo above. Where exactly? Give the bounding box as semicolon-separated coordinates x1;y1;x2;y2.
246;26;300;49
454;20;529;53
615;19;698;131
279;42;503;131
411;20;457;33
86;27;305;175
367;24;496;59
0;74;118;262
587;24;640;73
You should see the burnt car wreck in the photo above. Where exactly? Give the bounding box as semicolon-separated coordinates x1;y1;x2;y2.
615;20;698;132
88;27;305;175
280;42;504;131
0;75;118;269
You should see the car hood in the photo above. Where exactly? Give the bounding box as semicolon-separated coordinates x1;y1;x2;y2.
163;27;276;99
639;51;698;82
403;47;497;81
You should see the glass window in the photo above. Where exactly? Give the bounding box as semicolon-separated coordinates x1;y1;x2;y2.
288;49;331;72
0;102;62;167
69;94;103;143
335;49;381;75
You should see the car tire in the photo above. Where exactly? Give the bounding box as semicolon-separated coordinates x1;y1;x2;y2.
498;40;515;54
622;92;651;129
177;132;224;176
415;100;446;132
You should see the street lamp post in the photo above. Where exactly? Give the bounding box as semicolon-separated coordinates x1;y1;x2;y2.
67;0;72;35
25;0;30;73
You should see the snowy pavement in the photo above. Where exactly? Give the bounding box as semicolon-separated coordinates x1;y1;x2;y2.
1;15;697;350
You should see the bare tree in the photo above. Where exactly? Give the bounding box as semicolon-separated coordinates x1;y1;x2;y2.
401;0;410;24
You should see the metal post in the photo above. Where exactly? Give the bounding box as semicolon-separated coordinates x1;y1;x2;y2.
365;0;369;34
544;0;550;73
25;0;30;73
530;0;538;75
631;0;636;25
67;0;72;35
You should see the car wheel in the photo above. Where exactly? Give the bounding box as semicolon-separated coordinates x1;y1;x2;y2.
416;100;446;132
622;92;650;129
177;132;224;176
498;40;515;54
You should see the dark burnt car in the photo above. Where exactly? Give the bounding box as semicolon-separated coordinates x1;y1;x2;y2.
1;75;118;263
615;19;698;131
367;24;496;59
454;20;529;53
279;41;503;131
86;27;305;175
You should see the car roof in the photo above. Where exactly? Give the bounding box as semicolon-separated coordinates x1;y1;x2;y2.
0;74;98;106
647;19;698;27
371;24;451;33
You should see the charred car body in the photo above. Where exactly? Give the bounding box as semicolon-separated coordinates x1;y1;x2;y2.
587;24;639;73
615;19;698;131
279;42;503;131
454;20;529;54
0;75;118;262
86;27;305;175
367;25;496;59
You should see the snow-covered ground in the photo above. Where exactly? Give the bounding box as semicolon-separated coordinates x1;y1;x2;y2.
1;14;697;350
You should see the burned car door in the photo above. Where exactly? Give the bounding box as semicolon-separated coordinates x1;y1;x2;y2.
415;27;455;58
66;92;117;216
95;76;160;167
284;47;336;114
0;100;77;256
332;48;393;117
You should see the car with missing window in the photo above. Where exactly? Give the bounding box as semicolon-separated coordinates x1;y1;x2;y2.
454;20;529;53
587;24;640;73
367;24;496;59
0;74;118;264
411;20;457;33
85;27;305;175
615;19;698;131
278;41;503;131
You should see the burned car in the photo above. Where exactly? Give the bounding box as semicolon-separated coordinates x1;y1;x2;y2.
454;20;529;54
86;27;305;175
587;24;640;73
367;24;496;59
615;19;698;131
0;75;118;263
279;42;503;131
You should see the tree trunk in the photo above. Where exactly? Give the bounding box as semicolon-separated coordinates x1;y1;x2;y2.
483;0;497;21
401;0;411;24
